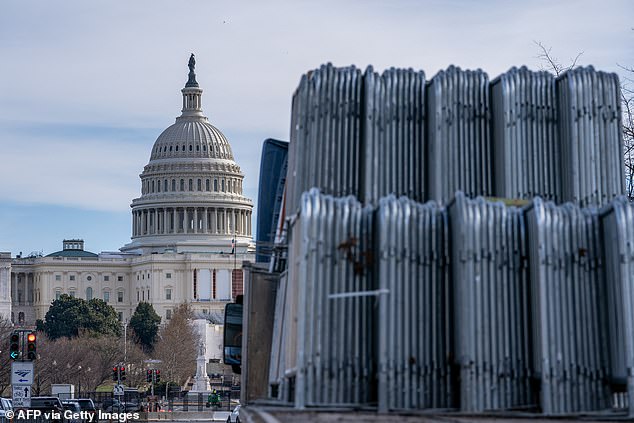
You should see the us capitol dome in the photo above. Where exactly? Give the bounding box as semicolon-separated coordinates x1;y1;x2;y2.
121;55;254;254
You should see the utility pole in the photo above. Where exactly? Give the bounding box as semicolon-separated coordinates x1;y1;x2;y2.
123;320;128;362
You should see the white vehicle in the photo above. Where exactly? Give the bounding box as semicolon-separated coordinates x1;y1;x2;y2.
0;398;12;420
227;404;241;423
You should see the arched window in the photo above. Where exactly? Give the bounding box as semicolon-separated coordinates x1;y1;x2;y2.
151;180;155;192
164;180;168;192
189;179;193;191
157;180;161;192
189;145;193;151
214;179;218;191
86;287;93;301
180;179;185;191
206;179;210;191
222;179;225;192
197;179;202;191
172;179;176;191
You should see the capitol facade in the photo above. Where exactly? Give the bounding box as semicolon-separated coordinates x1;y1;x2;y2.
0;57;255;358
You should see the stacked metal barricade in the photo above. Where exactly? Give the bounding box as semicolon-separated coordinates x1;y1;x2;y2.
557;67;624;206
525;198;610;414
449;193;534;411
601;196;634;415
427;66;493;202
267;62;629;416
287;64;363;213
376;196;451;411
282;188;375;407
491;67;560;202
285;63;624;214
363;67;427;203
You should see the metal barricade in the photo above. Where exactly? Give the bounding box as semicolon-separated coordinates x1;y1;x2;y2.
427;66;492;203
557;67;624;207
491;67;560;202
449;193;534;411
600;196;634;416
525;198;610;414
376;196;452;411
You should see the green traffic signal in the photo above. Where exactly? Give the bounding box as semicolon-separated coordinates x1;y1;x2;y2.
9;332;19;360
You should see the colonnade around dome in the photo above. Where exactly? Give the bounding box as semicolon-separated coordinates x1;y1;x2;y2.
132;206;252;238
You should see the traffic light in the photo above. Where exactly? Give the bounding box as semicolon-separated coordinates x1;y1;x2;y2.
9;331;19;360
155;370;160;383
146;370;152;383
119;366;126;380
112;366;118;381
26;332;37;360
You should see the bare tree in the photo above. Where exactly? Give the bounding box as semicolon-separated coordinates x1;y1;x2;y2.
534;41;584;76
154;304;199;389
619;63;634;198
536;41;634;199
0;318;15;395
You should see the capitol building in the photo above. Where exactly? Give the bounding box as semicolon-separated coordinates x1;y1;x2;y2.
0;57;255;351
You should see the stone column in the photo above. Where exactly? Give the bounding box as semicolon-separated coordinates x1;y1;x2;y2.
193;208;198;234
164;209;169;234
203;207;208;233
11;273;16;303
183;208;188;234
224;209;228;234
213;208;217;233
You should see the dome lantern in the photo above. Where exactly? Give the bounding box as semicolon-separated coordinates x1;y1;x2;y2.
181;53;204;118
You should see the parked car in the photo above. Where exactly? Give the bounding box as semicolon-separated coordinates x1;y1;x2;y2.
61;401;82;423
0;398;12;420
30;397;64;423
75;398;98;422
227;404;241;423
103;399;140;413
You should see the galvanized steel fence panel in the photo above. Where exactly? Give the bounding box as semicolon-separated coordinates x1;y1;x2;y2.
363;67;426;204
287;64;363;213
427;67;492;203
491;67;560;202
284;188;375;407
525;198;610;414
449;193;534;411
376;196;452;411
557;67;624;207
601;196;634;415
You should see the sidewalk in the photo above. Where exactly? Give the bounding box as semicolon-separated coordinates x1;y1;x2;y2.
144;411;229;421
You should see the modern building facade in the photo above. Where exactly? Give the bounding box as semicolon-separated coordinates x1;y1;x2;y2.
6;57;255;332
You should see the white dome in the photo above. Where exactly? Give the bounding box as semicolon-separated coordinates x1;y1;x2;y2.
121;58;253;254
150;118;234;162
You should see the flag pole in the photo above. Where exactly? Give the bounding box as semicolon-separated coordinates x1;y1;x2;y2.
233;230;237;288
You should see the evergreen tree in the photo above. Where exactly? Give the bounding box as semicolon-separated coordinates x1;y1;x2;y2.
43;295;122;339
129;302;161;352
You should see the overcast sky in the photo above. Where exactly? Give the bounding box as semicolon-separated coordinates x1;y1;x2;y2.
0;0;632;255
